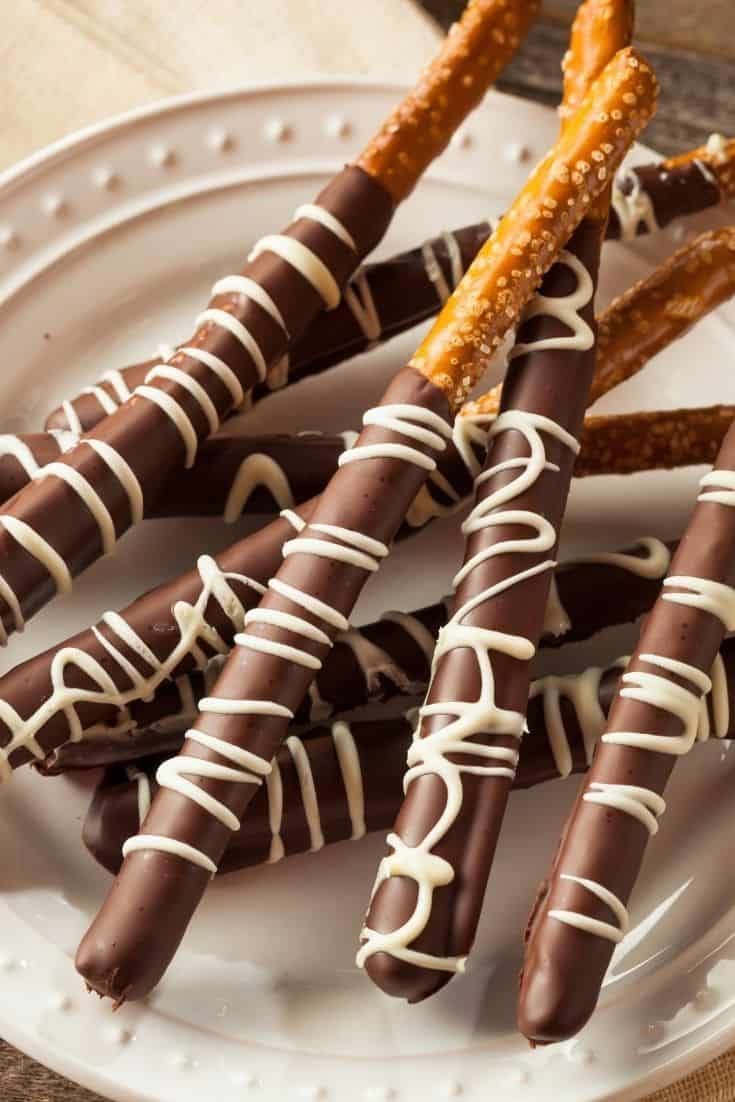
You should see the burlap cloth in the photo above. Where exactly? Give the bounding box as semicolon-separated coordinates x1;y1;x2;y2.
0;2;732;1099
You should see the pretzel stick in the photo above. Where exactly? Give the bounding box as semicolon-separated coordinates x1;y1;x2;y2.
41;537;673;774
73;48;652;1004
360;9;649;1000
519;418;735;1043
45;224;491;435
84;631;733;877
463;226;735;420
0;2;538;644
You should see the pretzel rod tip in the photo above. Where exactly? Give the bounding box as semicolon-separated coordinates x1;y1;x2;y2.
561;0;636;127
410;46;659;409
357;0;541;201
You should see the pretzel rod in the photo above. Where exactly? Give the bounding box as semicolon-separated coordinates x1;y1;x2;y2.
45;224;491;435
0;3;533;644
72;51;652;1004
463;226;735;420
575;404;735;478
519;419;735;1043
41;537;673;774
360;15;650;1000
83;630;734;877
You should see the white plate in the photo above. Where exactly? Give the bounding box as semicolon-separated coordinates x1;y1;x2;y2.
0;81;734;1102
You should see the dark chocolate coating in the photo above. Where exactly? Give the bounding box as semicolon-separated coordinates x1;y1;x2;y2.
363;218;605;1003
75;366;451;1002
519;423;735;1044
44;224;488;434
606;162;721;240
0;167;394;638
82;645;735;878
41;539;674;775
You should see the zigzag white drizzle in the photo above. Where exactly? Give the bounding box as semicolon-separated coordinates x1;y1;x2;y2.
0;555;263;781
358;409;580;974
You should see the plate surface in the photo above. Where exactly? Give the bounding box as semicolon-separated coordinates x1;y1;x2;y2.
0;81;734;1102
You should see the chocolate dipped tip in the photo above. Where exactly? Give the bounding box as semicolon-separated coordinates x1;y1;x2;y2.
517;953;596;1045
363;949;453;1004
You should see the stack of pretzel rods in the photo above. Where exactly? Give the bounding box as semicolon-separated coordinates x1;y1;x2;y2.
5;227;735;523
517;423;735;1037
82;628;735;878
359;0;643;999
0;0;542;643
38;536;673;774
42;131;735;437
72;45;659;1003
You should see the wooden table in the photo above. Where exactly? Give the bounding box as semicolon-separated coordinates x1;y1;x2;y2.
2;3;733;1100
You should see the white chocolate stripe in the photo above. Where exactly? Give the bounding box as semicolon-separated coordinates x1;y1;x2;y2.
250;235;341;310
340;403;451;473
195;307;268;384
294;204;357;253
83;439;144;525
663;575;735;631
549;875;630;943
286;734;324;851
604;653;712;756
223;453;295;523
146;365;220;435
81;385;119;416
0;434;42;477
101;369;132;403
331;720;366;839
61;400;83;435
611;168;659;240
342;269;381;342
211;275;289;335
123;834;218;875
421;240;451;304
0;515;72;595
176;346;245;408
699;468;735;507
584;782;666;835
135;384;198;468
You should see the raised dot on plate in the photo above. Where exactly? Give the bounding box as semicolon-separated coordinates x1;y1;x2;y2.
325;114;351;140
209;128;234;153
104;1025;132;1046
364;1089;395;1101
0;227;18;250
92;166;118;190
149;144;176;168
41;193;67;217
504;142;532;164
438;1081;463;1098
0;954;16;972
170;1052;196;1070
299;1087;327;1100
503;1066;530;1086
48;992;73;1012
451;130;473;150
263;118;292;144
566;1045;595;1065
231;1070;258;1088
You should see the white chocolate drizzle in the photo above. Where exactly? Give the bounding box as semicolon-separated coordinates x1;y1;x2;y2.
223;454;296;524
342;269;381;343
549;874;629;943
359;409;580;975
339;404;451;472
510;250;594;358
611;168;659;240
0;555;262;780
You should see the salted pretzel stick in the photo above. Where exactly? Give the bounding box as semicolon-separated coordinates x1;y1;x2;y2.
463;226;735;420
576;404;735;477
84;631;734;877
45;224;491;435
73;49;651;1004
519;419;735;1043
42;537;673;774
360;9;649;1001
0;1;538;644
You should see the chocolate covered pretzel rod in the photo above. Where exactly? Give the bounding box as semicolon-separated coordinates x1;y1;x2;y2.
0;1;539;643
75;49;651;1003
84;632;734;877
360;5;648;1001
463;225;735;421
41;537;673;774
519;420;735;1043
45;224;491;435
